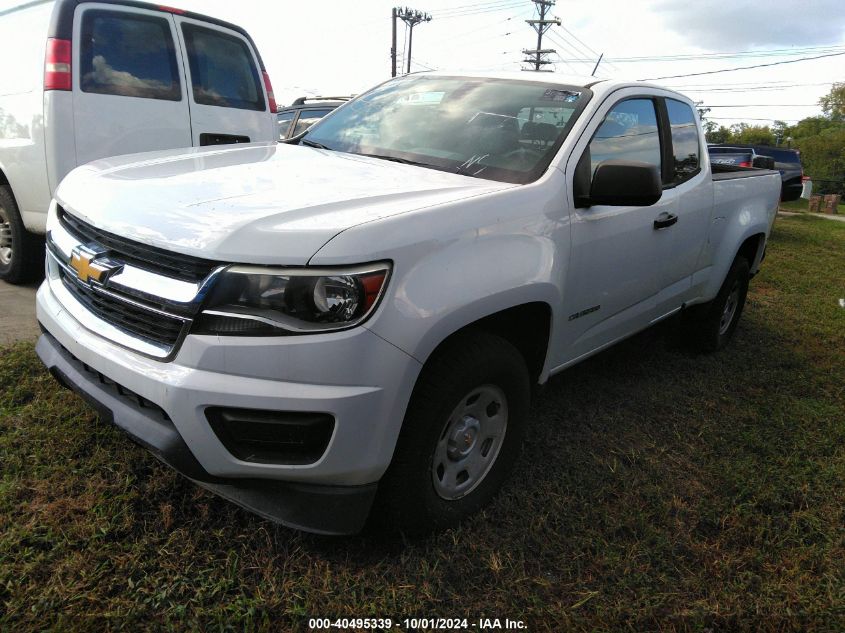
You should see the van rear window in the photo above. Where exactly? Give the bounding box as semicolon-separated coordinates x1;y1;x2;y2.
79;10;181;101
181;24;265;111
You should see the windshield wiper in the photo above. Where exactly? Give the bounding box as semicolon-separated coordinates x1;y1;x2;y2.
355;152;442;170
300;138;333;150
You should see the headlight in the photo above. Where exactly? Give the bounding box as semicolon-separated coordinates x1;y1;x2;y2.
192;263;391;335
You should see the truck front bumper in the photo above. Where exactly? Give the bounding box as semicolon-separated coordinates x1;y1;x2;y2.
35;281;422;534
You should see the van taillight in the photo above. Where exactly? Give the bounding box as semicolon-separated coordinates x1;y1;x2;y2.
262;71;277;113
739;161;751;167
44;38;72;91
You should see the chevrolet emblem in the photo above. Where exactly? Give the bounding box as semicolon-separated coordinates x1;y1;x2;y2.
69;246;119;284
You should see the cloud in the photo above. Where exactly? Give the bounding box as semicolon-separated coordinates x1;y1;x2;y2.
654;0;845;48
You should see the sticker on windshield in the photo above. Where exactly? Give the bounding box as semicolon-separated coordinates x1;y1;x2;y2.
541;89;581;102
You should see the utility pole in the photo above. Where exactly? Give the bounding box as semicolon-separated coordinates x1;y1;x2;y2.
522;0;560;72
392;7;432;75
391;8;398;77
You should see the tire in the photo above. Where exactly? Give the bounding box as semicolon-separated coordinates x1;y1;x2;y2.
374;330;531;535
683;256;750;352
0;185;44;285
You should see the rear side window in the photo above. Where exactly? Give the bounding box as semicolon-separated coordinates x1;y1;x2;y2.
181;24;264;111
79;10;181;101
292;108;334;137
666;99;700;185
588;98;661;179
277;111;296;140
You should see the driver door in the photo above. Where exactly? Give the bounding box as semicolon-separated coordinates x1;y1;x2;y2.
557;94;678;364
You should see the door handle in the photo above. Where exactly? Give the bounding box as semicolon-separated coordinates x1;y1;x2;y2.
653;212;678;230
199;133;251;146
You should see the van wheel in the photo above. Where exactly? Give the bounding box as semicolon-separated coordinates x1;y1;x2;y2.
0;185;44;284
684;256;750;352
375;331;531;535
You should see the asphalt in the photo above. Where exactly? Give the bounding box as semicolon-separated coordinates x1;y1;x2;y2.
0;279;41;346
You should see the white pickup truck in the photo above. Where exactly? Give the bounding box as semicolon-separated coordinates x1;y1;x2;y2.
35;72;781;535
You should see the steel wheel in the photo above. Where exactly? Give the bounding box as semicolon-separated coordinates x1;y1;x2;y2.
0;205;12;267
431;384;508;500
719;280;740;335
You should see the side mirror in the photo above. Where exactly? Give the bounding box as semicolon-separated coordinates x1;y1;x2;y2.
588;160;662;207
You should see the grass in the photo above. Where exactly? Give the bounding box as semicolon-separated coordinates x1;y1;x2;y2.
1;215;844;631
780;197;841;214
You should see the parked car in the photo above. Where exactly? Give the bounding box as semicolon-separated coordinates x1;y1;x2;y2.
707;146;774;170
708;144;803;201
277;96;351;141
0;0;277;284
35;72;781;535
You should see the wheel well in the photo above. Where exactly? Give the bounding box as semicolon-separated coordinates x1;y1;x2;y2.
428;302;552;385
0;168;8;187
737;233;765;268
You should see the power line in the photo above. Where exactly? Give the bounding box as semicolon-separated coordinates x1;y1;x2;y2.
702;104;821;108
669;79;834;88
674;83;835;93
706;116;802;122
437;1;526;19
580;44;845;63
423;7;529;47
640;51;845;81
436;0;521;13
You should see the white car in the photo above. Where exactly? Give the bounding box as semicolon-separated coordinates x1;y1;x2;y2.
35;72;781;534
0;0;277;283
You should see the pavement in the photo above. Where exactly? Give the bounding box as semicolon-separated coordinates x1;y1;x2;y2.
778;210;845;223
0;279;41;346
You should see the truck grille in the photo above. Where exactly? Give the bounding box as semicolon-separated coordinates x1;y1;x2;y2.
58;207;220;283
59;267;186;347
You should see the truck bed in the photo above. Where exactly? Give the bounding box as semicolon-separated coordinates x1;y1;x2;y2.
711;163;780;181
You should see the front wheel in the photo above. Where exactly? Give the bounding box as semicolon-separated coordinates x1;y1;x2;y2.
375;331;531;534
683;256;750;352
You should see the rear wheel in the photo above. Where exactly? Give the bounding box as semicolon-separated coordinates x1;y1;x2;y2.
684;256;750;352
375;330;531;534
0;185;44;284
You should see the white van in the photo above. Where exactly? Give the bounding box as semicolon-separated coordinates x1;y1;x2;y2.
0;0;277;283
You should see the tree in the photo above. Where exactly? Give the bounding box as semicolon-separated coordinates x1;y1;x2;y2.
704;122;731;144
729;123;776;146
771;120;789;145
819;82;845;122
795;127;845;195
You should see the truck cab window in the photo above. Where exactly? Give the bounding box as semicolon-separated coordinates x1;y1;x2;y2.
666;99;700;184
588;98;661;179
80;10;181;101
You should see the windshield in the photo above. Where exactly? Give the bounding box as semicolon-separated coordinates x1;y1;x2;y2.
302;75;590;184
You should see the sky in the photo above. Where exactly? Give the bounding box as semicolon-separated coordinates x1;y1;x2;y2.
171;0;844;131
5;0;844;129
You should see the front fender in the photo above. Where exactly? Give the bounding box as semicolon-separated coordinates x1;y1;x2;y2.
309;180;569;370
369;231;561;365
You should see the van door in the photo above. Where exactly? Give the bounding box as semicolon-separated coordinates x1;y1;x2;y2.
174;17;274;146
72;4;191;166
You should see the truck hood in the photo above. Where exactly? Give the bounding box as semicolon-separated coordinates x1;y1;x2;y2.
55;142;515;264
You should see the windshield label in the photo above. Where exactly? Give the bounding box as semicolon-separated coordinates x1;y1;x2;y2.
541;89;581;102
